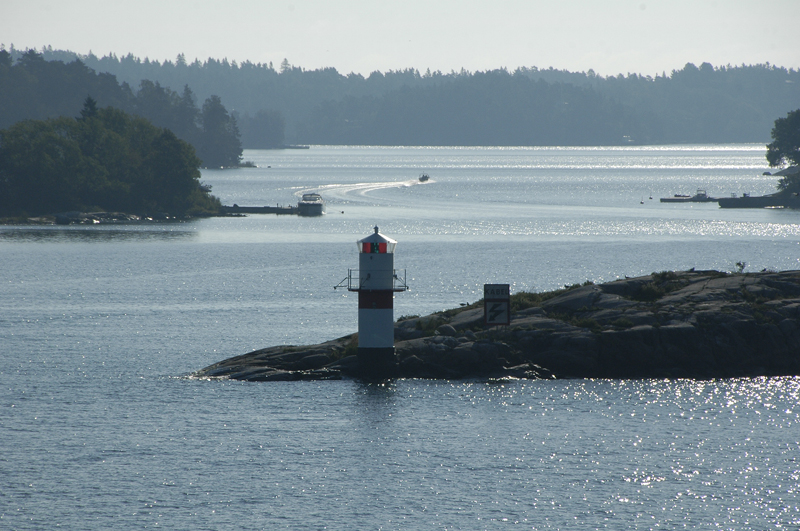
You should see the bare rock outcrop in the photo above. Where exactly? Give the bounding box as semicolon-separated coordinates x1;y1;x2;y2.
192;270;800;382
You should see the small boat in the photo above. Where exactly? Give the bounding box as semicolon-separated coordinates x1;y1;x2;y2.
297;193;325;216
419;173;430;182
659;189;717;203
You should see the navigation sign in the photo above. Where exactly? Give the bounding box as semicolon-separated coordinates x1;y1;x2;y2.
484;284;510;326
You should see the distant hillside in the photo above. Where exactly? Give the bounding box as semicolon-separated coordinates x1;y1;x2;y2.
7;46;800;146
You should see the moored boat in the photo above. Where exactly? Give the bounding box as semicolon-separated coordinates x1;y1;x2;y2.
660;189;717;203
297;193;325;216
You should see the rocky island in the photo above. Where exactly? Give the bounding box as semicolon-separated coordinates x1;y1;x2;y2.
193;269;800;382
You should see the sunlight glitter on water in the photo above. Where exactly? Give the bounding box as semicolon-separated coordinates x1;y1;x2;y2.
5;145;800;529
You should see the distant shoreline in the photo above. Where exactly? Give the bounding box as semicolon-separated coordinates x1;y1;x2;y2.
0;210;224;225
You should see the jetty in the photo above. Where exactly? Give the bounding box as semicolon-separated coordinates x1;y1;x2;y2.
220;193;326;216
221;204;297;215
659;189;718;203
717;192;800;209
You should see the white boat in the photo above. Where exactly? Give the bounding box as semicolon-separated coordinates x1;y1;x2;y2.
297;193;325;216
659;189;717;203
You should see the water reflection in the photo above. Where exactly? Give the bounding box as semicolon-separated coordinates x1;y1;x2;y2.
0;224;197;243
355;381;398;426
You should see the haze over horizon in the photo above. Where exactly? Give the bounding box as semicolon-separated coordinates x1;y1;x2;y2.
3;0;799;77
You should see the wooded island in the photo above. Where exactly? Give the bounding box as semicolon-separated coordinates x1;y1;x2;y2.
0;98;220;218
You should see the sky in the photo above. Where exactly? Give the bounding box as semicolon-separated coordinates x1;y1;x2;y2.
2;0;799;77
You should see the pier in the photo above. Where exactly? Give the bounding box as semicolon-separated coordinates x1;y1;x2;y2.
221;204;298;215
222;193;325;216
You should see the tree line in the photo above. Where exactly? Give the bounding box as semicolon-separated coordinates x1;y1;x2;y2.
0;49;246;167
11;45;798;146
0;97;220;217
3;45;799;147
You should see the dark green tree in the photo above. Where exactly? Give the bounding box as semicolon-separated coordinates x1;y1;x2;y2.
79;96;98;120
140;129;203;213
174;85;200;145
767;109;800;193
199;95;242;167
767;109;800;169
0;117;86;215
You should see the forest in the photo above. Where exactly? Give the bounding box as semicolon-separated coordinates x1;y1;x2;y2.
0;98;221;217
0;49;245;167
2;45;800;148
7;45;799;146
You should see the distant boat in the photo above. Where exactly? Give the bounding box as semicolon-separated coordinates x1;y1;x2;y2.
419;173;430;182
660;189;717;203
297;193;325;216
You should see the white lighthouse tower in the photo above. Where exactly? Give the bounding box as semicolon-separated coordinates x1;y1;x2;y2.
338;226;408;379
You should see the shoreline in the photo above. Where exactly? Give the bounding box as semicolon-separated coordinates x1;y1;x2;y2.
0;210;226;225
193;269;800;382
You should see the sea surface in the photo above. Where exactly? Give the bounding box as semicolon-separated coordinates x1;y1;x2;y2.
2;145;799;529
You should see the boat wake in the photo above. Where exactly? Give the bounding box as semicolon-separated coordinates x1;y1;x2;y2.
293;179;429;203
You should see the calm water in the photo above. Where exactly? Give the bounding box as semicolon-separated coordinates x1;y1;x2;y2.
2;145;799;529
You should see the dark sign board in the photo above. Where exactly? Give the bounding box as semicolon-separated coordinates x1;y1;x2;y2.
484;283;510;326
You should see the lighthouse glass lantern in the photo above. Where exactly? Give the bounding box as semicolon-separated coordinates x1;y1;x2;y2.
344;226;408;379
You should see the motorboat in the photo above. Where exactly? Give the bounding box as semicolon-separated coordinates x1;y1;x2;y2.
659;189;717;203
297;193;325;216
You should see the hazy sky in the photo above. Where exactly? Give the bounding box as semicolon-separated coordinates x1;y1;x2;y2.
3;0;799;76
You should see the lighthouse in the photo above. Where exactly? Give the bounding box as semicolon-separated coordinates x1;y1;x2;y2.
338;226;408;379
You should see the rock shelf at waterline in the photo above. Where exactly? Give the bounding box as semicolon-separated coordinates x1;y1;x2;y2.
193;269;800;382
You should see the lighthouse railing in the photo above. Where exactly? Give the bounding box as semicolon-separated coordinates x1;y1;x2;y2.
333;269;409;292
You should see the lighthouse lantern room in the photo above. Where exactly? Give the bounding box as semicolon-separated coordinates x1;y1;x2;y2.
337;226;408;379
